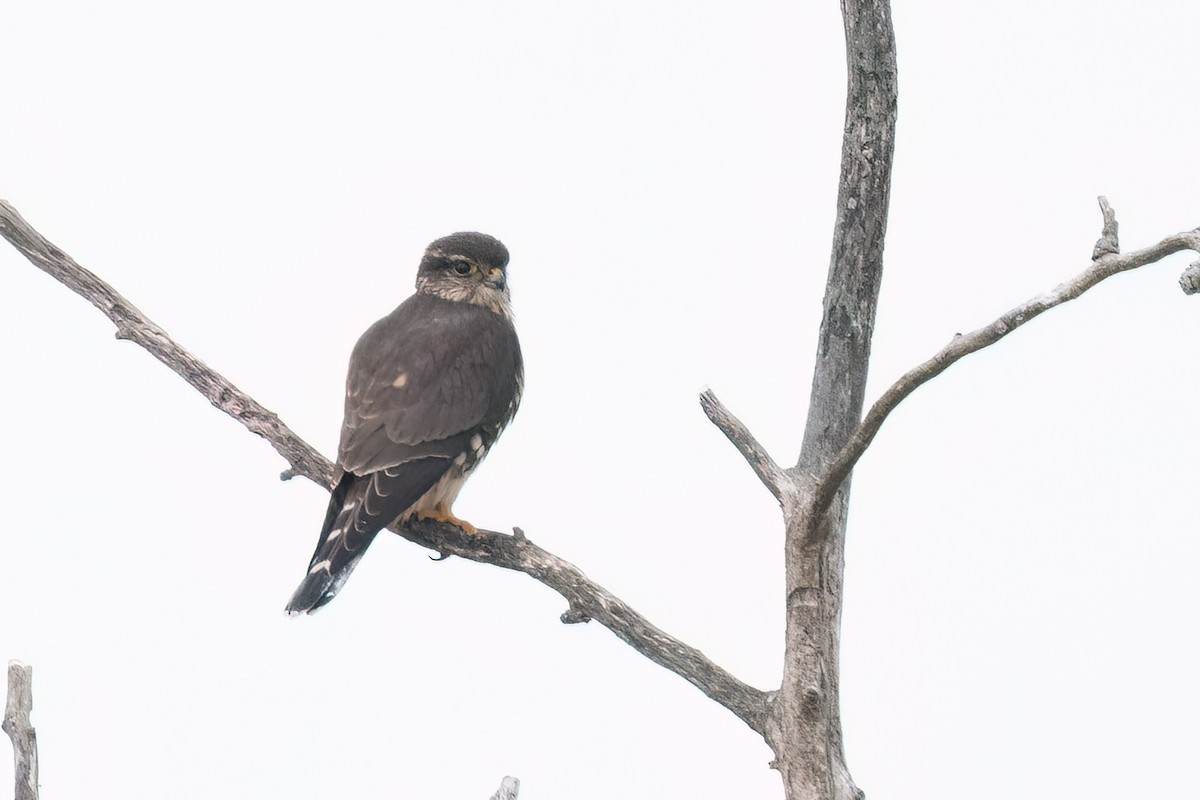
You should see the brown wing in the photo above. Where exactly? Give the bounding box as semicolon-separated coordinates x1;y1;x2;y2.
338;292;522;475
285;293;523;614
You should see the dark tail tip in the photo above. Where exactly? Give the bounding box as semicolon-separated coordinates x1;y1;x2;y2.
285;550;366;616
285;571;336;616
285;578;333;618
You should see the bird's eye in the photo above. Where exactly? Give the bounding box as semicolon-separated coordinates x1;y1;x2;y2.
452;262;474;276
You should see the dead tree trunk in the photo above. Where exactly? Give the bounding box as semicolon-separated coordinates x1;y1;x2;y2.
4;0;1198;797
3;661;39;800
771;1;896;798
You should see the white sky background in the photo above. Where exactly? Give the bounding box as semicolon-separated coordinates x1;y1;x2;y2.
2;1;1197;798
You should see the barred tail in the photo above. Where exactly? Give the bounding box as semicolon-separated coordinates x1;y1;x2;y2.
285;459;450;615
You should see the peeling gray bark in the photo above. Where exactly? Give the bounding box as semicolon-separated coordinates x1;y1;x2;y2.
766;1;897;798
3;661;38;800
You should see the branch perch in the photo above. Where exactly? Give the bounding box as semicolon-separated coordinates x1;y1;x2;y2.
402;520;771;734
0;200;336;490
806;199;1200;526
3;661;38;800
0;201;770;736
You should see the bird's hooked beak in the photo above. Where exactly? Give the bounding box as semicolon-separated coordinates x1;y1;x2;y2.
486;267;507;291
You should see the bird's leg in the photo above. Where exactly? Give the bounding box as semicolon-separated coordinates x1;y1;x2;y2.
416;502;479;535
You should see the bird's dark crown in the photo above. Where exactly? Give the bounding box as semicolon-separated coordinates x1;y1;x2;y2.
419;232;509;275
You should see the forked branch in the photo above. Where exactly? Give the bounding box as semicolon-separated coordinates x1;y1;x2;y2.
692;200;1199;533
805;199;1200;526
0;201;770;736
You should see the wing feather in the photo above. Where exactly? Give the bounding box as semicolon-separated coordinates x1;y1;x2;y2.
338;293;522;474
286;291;523;614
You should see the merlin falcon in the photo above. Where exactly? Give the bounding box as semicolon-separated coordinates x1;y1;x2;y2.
286;232;523;614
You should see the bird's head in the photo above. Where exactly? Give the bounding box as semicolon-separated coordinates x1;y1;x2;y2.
415;232;512;317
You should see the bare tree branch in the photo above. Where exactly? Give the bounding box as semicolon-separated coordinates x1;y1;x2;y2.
488;775;520;800
0;201;770;737
805;201;1200;526
3;661;38;800
699;388;794;504
0;200;336;491
401;521;772;734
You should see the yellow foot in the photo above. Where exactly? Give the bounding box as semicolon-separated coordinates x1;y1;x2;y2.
416;502;478;535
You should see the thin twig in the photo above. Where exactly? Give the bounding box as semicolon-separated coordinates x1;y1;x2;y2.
3;661;38;800
0;201;771;736
699;389;793;504
806;201;1200;527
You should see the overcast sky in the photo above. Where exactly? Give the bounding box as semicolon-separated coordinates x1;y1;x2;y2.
2;1;1197;798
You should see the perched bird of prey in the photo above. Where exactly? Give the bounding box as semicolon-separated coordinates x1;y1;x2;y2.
286;232;523;614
